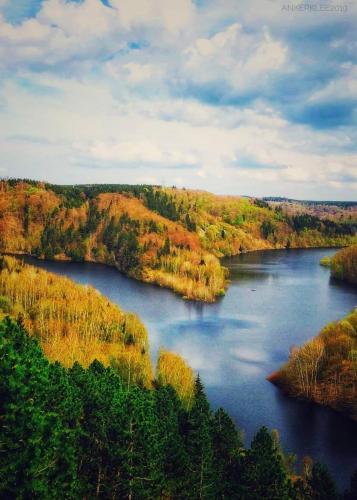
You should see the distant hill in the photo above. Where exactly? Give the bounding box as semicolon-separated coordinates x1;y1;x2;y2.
263;196;357;208
1;179;356;301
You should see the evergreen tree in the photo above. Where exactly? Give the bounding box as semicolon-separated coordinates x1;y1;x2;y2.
308;463;338;500
155;384;189;497
158;237;171;257
103;216;117;252
0;318;78;498
186;375;215;499
72;360;115;498
344;469;357;500
115;232;140;272
211;408;243;498
112;387;162;499
240;426;292;500
0;316;353;499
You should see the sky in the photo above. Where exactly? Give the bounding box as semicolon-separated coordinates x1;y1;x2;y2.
0;0;356;200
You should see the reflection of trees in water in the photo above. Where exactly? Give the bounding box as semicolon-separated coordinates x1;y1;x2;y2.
228;266;273;282
276;389;357;485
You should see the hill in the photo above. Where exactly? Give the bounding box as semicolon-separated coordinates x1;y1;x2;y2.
0;255;153;386
1;179;356;302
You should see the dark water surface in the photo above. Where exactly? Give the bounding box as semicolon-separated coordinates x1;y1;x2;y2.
23;249;357;488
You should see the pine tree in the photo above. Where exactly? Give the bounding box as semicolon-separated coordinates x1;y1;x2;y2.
344;470;357;500
115;232;140;272
112;387;162;499
159;237;171;257
211;408;243;498
240;426;292;500
155;385;189;497
186;375;215;499
308;462;338;500
0;318;78;498
103;216;117;252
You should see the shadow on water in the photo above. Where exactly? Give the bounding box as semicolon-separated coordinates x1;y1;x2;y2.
20;250;357;490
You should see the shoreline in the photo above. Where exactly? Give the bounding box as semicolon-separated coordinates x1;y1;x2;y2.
3;244;346;303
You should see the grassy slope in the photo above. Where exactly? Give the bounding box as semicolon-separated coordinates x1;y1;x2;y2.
0;180;356;301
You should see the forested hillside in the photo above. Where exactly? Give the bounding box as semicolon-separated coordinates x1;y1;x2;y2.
330;245;357;285
269;308;357;420
0;255;195;398
1;180;356;301
3;317;356;499
0;255;153;386
0;248;356;497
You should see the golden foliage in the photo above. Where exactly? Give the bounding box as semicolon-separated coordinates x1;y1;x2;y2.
156;349;195;409
143;249;227;302
272;309;357;419
0;256;153;386
331;244;357;285
1;180;355;302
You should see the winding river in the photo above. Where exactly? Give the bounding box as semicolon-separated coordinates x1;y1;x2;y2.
23;248;357;488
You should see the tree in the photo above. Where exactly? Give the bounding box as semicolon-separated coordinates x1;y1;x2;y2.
240;427;292;499
261;220;275;239
0;318;78;498
154;385;189;497
115;232;140;272
158;237;171;257
344;469;357;500
156;350;194;409
186;375;215;499
308;463;337;500
211;408;243;498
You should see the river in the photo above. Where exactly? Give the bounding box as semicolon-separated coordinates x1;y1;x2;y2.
23;248;357;489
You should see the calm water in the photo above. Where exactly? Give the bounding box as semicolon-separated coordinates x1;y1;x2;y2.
23;249;357;488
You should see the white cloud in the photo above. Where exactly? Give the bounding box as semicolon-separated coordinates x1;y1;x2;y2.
76;139;198;167
106;60;163;84
1;73;356;198
38;0;113;38
308;63;357;103
0;1;118;69
0;0;356;199
0;0;196;71
110;0;196;34
184;23;287;93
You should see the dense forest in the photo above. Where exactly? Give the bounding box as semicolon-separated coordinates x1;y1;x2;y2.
269;308;357;420
0;255;153;385
2;317;357;499
1;180;356;302
0;253;357;497
0;256;196;403
330;245;357;285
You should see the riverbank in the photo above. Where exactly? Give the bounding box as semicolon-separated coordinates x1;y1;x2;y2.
1;180;356;303
18;248;357;489
268;307;357;421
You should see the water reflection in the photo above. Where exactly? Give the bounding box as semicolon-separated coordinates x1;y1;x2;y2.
22;249;357;489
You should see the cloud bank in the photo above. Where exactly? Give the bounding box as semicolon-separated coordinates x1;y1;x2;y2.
0;0;356;199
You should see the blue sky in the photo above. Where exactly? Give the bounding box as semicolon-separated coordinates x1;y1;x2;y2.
0;0;356;199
